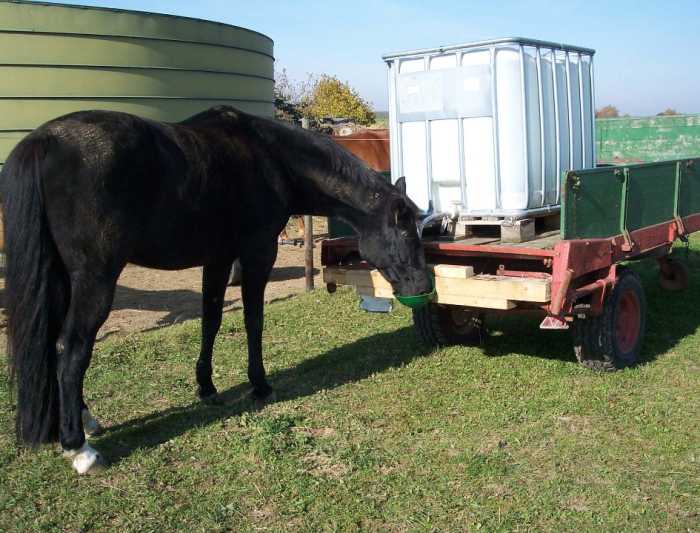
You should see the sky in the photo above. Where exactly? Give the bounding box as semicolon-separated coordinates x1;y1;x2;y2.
38;0;700;116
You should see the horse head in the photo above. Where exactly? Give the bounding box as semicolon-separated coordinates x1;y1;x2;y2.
357;177;433;299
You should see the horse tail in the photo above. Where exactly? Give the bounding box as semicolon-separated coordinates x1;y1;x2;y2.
1;134;67;445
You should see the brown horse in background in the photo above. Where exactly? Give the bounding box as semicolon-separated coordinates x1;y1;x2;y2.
277;129;390;245
332;129;390;172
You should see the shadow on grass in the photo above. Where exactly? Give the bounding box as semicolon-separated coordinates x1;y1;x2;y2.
481;250;700;367
96;326;430;464
269;266;320;282
89;251;700;464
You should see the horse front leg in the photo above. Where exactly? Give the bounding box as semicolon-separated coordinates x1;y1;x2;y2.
240;238;278;400
196;261;233;403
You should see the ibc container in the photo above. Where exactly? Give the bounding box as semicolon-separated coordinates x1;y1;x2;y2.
383;37;596;215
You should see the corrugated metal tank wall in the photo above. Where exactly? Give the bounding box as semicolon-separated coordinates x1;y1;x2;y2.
0;0;275;168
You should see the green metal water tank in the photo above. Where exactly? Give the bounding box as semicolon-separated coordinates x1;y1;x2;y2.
0;0;275;168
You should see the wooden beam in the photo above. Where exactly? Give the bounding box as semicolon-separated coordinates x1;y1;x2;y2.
435;293;516;309
323;265;551;306
429;264;475;279
434;275;550;302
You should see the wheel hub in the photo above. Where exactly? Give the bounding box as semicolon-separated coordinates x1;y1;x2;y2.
615;291;641;353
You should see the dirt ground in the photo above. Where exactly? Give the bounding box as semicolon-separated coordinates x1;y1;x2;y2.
0;218;329;341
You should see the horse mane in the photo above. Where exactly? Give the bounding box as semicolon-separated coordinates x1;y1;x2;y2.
252;113;395;200
178;106;402;215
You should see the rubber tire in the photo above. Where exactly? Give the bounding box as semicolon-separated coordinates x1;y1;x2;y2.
658;260;689;291
413;304;484;347
228;259;242;286
572;270;646;371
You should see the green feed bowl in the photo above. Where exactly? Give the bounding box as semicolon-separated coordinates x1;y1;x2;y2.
395;282;436;309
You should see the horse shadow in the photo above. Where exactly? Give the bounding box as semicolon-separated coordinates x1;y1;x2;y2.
101;264;321;333
95;326;431;464
95;253;700;464
268;266;320;282
109;285;230;328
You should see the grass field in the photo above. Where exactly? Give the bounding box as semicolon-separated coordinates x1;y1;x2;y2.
1;243;699;531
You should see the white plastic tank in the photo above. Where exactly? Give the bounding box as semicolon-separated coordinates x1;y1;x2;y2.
384;38;596;216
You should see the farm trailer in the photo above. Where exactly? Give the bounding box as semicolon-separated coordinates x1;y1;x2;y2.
322;157;700;371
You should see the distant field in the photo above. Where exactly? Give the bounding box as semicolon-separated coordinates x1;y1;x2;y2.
372;111;389;128
1;240;699;531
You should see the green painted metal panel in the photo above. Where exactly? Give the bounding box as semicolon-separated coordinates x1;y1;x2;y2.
561;167;623;239
0;33;273;77
625;162;677;231
679;161;700;217
596;115;700;164
1;67;271;99
562;158;700;239
0;100;274;133
0;1;274;167
0;1;273;55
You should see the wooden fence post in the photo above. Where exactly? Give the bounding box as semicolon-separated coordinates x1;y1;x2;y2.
301;118;314;291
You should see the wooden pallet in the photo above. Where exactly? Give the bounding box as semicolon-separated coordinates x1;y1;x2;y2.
323;265;551;310
451;212;560;244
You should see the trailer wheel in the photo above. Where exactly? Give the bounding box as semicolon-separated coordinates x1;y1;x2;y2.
658;259;689;291
413;304;485;347
572;270;646;371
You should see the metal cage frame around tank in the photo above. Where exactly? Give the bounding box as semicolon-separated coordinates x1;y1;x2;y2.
383;37;597;217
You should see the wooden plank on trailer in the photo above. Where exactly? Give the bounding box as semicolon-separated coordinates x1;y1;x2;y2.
325;265;474;284
344;269;393;290
429;264;475;279
434;275;550;302
435;293;516;309
323;266;550;304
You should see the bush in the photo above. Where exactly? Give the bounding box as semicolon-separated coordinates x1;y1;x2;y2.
305;75;375;126
596;105;620;118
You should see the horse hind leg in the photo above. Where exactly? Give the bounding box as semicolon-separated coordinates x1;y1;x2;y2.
57;271;118;474
81;399;104;437
196;261;232;403
240;238;278;401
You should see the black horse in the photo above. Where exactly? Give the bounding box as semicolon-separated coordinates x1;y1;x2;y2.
1;106;431;474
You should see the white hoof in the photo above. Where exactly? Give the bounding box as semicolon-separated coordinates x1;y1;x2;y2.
82;408;104;437
63;442;104;475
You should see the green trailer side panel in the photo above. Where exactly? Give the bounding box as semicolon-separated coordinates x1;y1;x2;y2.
626;163;677;231
561;167;623;239
562;158;700;240
679;162;700;217
596;115;700;164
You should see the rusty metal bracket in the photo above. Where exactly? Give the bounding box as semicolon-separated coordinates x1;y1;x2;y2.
616;168;635;252
672;161;687;239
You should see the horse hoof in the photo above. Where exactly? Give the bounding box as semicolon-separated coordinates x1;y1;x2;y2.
82;408;105;437
251;388;276;409
201;392;223;406
251;383;274;399
63;442;107;475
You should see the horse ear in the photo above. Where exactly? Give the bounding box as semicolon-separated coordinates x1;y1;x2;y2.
394;176;407;196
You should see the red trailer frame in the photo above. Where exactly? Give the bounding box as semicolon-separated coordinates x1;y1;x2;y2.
321;204;698;371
